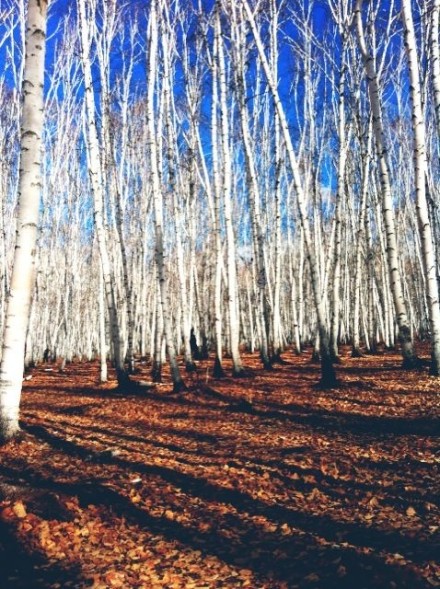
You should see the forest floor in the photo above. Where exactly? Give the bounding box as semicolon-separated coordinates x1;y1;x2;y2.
0;346;439;589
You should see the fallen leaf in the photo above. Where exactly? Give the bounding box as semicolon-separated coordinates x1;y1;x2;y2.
12;501;27;519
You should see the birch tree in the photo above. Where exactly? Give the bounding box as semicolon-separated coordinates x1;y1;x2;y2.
431;0;440;142
328;0;351;361
210;13;226;378
147;0;185;392
242;0;337;387
401;0;440;375
355;0;418;368
0;0;48;442
77;0;129;386
231;3;271;369
216;6;244;376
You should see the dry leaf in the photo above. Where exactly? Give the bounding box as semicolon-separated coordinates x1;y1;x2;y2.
12;501;27;519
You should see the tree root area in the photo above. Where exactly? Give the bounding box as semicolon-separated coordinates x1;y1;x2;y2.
0;346;439;588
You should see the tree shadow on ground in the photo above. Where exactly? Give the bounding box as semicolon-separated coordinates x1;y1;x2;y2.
18;425;440;567
21;405;440;510
0;518;83;589
0;455;434;589
197;385;440;437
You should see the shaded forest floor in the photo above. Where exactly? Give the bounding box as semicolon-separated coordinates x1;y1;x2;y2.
0;346;439;588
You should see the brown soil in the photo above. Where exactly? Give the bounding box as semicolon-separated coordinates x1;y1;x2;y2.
0;346;439;588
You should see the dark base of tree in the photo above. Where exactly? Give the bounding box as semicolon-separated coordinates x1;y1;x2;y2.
351;347;365;358
151;363;162;383
310;350;320;363
401;355;424;370
185;361;197;373
319;354;339;389
271;352;288;365
232;367;246;377
115;369;142;394
429;354;440;376
260;354;273;370
172;379;188;393
213;357;225;378
365;345;378;355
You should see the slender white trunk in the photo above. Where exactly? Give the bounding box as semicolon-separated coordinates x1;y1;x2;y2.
78;0;125;381
147;0;184;391
210;18;225;377
162;18;195;372
330;26;348;360
270;0;283;360
216;9;243;376
402;0;440;375
98;263;107;382
242;0;337;386
355;0;417;367
232;6;271;369
0;0;48;441
352;120;372;356
431;0;440;142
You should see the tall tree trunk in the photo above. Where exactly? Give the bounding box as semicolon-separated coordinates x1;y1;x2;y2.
0;0;48;442
242;0;337;387
147;0;185;392
98;263;108;383
216;8;244;377
330;20;349;361
210;13;225;378
232;5;271;370
402;0;440;375
431;0;440;142
78;0;126;385
355;0;418;368
352;119;372;357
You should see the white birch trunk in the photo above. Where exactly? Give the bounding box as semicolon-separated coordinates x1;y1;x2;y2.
430;0;440;142
242;0;337;386
210;17;225;378
330;23;348;361
147;0;185;391
402;0;440;375
352;120;372;356
216;9;243;376
0;0;48;441
98;263;108;382
355;0;418;368
78;0;126;382
232;5;271;369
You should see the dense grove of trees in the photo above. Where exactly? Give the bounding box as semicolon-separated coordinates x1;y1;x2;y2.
1;0;440;438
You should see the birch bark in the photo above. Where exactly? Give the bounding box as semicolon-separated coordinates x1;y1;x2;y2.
401;0;440;375
242;0;337;386
430;0;440;142
216;8;244;376
355;0;418;368
0;0;48;441
78;0;127;384
147;0;185;391
232;4;271;369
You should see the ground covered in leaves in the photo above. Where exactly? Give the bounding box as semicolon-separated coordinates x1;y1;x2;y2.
0;346;439;588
